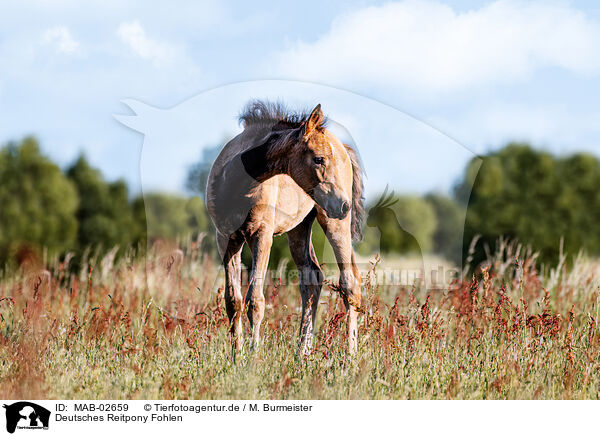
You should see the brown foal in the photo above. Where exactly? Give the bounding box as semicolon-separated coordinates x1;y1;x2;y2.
206;100;364;355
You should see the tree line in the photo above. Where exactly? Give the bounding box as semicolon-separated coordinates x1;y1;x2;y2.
0;137;210;268
1;137;599;270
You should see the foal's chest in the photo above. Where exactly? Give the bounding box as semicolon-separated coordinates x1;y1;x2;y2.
248;175;315;236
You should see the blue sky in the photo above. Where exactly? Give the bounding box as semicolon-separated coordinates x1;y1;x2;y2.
1;0;599;198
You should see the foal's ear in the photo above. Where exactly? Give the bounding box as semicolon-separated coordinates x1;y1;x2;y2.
302;104;324;141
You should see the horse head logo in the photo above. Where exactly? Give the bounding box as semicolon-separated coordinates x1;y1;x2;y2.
3;402;50;434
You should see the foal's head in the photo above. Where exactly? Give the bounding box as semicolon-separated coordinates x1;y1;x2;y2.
288;104;351;220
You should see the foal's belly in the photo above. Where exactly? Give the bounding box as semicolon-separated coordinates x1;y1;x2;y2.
270;175;315;235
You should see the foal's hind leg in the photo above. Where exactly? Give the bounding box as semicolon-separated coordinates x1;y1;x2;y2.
245;227;273;349
288;210;323;355
317;211;362;355
218;232;245;354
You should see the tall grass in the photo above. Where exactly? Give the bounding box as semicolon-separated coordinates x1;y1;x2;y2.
1;236;599;399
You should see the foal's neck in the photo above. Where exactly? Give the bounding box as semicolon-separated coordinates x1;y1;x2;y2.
240;132;293;182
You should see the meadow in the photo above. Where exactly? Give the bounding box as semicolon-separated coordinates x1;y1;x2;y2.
1;237;599;400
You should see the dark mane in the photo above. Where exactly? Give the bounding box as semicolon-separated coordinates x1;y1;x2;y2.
239;100;327;131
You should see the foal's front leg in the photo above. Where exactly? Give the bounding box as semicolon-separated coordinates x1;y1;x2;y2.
245;228;273;349
288;210;323;355
318;213;362;355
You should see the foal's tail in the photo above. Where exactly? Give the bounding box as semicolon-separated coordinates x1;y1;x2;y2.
344;145;365;242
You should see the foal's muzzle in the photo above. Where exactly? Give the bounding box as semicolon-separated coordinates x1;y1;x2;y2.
313;183;350;220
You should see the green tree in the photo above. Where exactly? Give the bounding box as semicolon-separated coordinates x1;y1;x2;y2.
0;137;79;263
139;193;213;246
555;153;600;258
360;194;436;255
425;193;464;264
457;143;600;266
67;156;136;254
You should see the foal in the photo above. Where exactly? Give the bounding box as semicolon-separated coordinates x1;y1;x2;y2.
206;100;364;354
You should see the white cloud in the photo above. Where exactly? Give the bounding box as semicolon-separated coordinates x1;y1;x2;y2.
117;20;173;66
274;0;600;93
42;26;80;54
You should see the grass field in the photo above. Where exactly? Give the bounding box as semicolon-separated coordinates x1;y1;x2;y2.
1;237;600;400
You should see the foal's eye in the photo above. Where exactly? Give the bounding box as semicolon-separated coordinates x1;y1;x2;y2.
313;156;325;165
